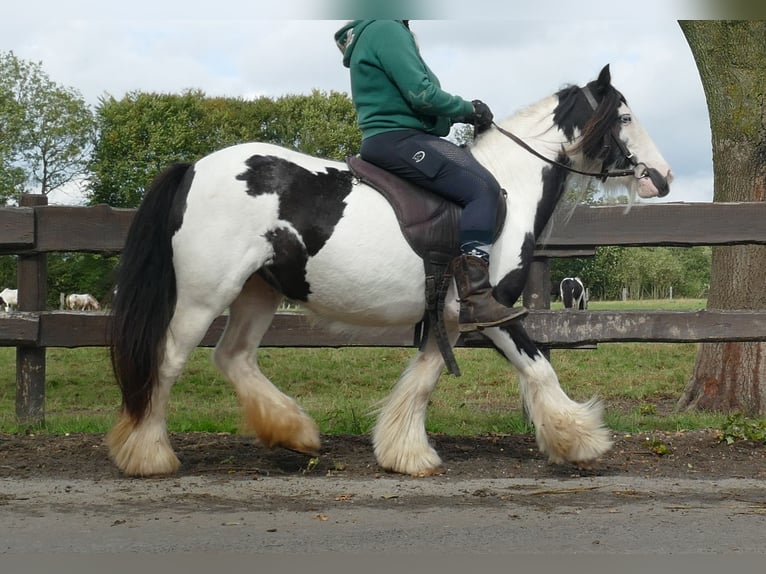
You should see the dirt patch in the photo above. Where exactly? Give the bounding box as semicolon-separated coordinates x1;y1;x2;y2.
2;429;765;481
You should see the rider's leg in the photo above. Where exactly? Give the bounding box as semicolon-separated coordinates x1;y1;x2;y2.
360;130;527;331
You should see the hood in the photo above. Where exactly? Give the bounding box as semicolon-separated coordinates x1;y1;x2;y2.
334;20;375;68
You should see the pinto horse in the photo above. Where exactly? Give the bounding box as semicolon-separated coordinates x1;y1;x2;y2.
560;277;587;310
108;65;672;477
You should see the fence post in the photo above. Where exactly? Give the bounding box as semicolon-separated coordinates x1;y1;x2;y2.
15;193;48;427
523;256;552;360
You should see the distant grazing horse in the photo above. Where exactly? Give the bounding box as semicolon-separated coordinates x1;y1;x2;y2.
66;293;101;311
108;65;672;477
0;288;18;312
560;277;587;310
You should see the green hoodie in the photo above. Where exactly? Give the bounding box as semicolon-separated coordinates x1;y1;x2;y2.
334;20;475;139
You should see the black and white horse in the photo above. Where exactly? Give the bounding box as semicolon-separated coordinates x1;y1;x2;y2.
108;65;672;477
560;277;587;310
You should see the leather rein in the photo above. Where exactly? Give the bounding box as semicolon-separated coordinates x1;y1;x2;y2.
491;86;649;182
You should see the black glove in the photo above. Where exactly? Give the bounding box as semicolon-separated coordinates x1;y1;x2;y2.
470;99;494;134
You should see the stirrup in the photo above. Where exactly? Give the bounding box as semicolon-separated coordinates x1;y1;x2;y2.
458;306;528;333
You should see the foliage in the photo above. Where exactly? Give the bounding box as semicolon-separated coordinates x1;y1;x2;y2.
646;437;672;456
0;50;95;203
1;252;116;310
88;89;361;207
719;413;766;445
268;90;361;159
46;253;118;309
550;246;711;301
0;256;16;292
88;90;212;207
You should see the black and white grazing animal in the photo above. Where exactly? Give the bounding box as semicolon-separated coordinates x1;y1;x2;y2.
560;277;587;310
107;65;672;477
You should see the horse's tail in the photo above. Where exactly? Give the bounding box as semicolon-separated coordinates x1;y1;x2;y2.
110;162;193;422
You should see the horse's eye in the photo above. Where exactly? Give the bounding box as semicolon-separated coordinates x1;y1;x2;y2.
619;114;632;125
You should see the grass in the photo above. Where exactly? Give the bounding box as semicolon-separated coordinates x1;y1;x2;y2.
0;298;730;436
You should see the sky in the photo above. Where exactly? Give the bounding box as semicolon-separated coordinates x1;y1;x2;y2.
2;3;717;205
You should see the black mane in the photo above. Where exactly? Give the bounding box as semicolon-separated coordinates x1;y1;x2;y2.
553;81;626;161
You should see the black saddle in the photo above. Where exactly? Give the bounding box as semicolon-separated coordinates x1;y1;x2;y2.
346;155;507;376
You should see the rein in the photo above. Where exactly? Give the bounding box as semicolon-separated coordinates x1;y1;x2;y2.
491;86;648;181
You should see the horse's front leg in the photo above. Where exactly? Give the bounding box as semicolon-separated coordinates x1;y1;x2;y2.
484;323;613;466
372;329;458;476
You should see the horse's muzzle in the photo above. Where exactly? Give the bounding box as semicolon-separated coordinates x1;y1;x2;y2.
646;167;671;198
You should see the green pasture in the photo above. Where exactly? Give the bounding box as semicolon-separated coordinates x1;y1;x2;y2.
0;298;732;436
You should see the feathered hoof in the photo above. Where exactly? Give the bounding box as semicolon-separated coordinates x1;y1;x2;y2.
373;438;444;476
106;414;181;477
242;398;322;456
535;398;614;467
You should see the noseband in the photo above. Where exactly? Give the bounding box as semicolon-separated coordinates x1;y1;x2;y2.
492;86;648;181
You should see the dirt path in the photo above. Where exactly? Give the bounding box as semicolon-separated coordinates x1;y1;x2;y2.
2;429;766;481
2;431;766;553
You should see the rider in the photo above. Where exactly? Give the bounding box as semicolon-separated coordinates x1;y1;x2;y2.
334;19;527;332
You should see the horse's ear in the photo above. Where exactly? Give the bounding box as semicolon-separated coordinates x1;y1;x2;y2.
595;64;611;94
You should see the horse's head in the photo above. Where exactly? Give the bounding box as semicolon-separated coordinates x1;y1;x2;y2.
560;65;673;199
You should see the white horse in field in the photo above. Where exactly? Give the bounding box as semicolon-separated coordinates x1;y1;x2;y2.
108;65;672;477
0;288;18;311
66;293;101;311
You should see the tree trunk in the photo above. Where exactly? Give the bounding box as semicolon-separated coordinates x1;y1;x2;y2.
676;21;766;415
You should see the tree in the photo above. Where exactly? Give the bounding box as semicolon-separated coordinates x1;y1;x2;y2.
89;90;213;207
676;21;766;415
0;51;95;203
0;57;26;200
270;90;361;160
89;89;361;207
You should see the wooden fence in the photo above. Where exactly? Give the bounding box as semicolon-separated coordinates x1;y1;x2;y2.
3;194;766;424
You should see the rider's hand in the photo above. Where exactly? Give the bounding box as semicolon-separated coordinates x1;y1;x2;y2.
470;100;494;134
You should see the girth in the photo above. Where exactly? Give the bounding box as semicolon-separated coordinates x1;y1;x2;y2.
346;155;507;376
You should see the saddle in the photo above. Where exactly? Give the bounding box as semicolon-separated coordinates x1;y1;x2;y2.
346;155;507;376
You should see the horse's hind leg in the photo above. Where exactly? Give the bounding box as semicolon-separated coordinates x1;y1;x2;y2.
213;275;320;454
373;329;458;476
108;299;223;476
484;324;612;466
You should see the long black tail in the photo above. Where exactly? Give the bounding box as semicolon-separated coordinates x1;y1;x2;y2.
110;162;193;421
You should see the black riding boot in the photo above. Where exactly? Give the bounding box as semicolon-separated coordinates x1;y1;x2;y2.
452;254;528;332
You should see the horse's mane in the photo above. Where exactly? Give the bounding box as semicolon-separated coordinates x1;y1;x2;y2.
541;82;634;240
554;82;626;161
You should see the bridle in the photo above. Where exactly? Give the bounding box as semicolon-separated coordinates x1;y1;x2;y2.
491;86;649;182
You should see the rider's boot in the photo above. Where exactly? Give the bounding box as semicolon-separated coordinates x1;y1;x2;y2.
451;254;528;333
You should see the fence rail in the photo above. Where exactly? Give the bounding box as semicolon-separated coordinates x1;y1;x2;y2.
3;195;766;424
3;309;766;349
